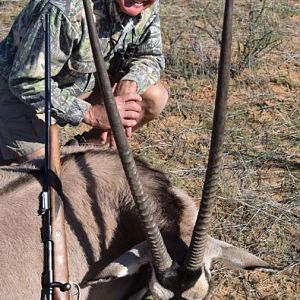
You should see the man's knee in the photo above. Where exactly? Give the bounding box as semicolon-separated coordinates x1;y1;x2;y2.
141;82;168;120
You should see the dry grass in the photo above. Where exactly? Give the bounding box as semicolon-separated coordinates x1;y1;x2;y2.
132;1;300;298
0;0;27;38
1;0;299;299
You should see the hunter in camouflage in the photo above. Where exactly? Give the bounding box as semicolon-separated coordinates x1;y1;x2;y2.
0;0;168;164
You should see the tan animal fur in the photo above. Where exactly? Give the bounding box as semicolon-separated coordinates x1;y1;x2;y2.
0;146;271;300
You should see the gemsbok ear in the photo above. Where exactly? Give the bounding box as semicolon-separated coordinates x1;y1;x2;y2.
206;236;276;272
88;241;151;284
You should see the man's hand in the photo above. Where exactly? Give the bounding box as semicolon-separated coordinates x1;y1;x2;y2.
114;80;140;140
83;92;142;129
82;80;141;148
114;80;138;96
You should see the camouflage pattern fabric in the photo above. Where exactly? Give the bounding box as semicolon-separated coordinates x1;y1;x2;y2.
0;0;164;125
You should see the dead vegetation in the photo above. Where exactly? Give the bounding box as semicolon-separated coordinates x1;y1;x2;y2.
0;0;299;299
133;0;300;298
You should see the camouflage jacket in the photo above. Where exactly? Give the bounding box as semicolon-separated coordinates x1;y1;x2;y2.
0;0;164;125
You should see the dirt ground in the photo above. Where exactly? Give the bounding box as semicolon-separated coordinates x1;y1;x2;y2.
0;0;299;299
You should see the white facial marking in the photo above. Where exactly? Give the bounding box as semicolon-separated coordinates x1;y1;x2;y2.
181;272;209;300
129;248;141;258
149;267;174;300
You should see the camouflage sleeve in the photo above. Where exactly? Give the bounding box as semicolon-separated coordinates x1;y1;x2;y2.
121;7;165;95
8;3;90;126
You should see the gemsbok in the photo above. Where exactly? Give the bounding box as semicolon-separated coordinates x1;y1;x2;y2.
0;146;274;300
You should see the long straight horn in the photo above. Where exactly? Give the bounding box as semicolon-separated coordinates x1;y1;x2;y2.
183;0;234;272
82;0;172;273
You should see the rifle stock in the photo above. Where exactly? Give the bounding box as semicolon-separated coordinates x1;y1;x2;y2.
50;124;70;300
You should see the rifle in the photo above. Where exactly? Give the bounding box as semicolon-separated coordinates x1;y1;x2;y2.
41;12;71;300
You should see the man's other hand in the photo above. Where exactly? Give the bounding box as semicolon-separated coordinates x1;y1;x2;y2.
83;91;142;129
